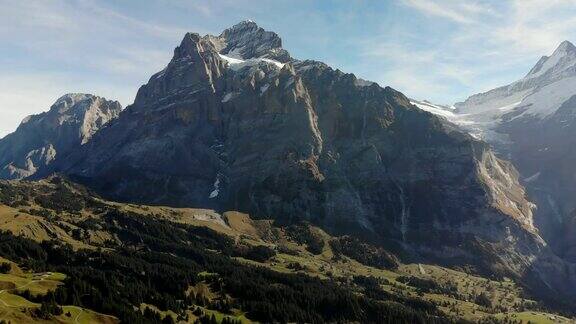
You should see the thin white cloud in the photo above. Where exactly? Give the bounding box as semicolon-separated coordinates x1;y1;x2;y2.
400;0;494;24
382;68;452;97
368;0;576;103
492;0;576;55
0;0;73;30
77;0;189;39
166;0;214;17
91;47;171;77
358;37;478;102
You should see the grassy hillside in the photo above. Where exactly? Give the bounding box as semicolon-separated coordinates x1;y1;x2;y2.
0;177;573;323
0;256;116;323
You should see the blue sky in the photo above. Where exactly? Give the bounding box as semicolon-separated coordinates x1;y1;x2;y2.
1;0;576;137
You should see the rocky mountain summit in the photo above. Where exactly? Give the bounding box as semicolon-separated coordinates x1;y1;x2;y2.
29;22;576;302
0;94;121;180
217;20;291;62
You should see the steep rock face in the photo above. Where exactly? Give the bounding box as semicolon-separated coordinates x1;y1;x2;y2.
558;208;576;263
46;22;576;300
0;94;121;180
450;41;576;263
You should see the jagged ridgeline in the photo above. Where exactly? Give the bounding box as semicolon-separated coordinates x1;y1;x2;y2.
0;21;575;322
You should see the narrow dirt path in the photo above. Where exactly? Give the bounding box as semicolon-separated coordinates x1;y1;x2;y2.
0;272;51;307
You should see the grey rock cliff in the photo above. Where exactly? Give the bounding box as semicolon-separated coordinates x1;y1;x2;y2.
0;93;121;179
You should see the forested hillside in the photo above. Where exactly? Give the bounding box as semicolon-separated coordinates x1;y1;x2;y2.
0;177;572;323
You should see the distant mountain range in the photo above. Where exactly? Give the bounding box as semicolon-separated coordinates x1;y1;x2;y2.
1;21;576;320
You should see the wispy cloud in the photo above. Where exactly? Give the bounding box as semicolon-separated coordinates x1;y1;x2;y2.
492;0;576;54
358;42;477;102
355;0;576;103
76;0;189;39
400;0;494;24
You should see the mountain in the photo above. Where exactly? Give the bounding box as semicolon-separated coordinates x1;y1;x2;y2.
452;41;576;263
0;93;121;180
33;22;576;303
452;40;576;144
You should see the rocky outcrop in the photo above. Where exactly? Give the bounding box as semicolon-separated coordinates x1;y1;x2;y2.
41;22;576;301
0;93;121;179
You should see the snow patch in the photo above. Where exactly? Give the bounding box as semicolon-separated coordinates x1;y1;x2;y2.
261;58;285;69
521;76;576;117
218;53;284;71
497;101;522;112
209;174;221;199
218;53;244;65
260;83;270;95
413;98;524;144
411;100;456;119
222;92;238;103
524;172;541;183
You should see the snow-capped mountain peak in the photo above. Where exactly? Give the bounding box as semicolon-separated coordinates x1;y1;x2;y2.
524;40;576;80
553;40;576;55
454;40;576;122
410;41;576;145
